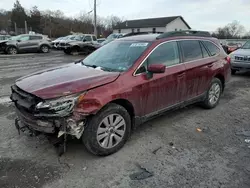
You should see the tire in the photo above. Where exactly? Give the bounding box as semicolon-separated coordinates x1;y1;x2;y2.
71;47;79;55
40;45;50;53
7;46;18;55
83;103;131;156
82;47;92;55
201;78;222;109
231;69;236;75
63;49;71;55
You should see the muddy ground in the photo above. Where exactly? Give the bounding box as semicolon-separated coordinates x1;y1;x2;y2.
0;51;249;188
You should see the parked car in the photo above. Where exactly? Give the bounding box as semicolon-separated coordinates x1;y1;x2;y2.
97;38;106;43
0;34;11;41
11;30;230;156
230;40;250;74
51;37;64;48
227;42;241;54
0;34;52;54
63;34;100;55
57;35;87;50
100;33;126;46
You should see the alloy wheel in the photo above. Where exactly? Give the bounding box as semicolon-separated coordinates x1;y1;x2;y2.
208;83;221;105
96;114;126;149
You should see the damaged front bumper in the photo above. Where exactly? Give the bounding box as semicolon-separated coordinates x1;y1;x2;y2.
11;85;87;139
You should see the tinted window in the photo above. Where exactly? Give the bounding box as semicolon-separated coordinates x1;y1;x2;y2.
180;40;202;62
203;41;220;56
85;36;92;41
19;36;30;41
200;42;209;58
147;41;179;67
92;36;97;41
30;36;42;40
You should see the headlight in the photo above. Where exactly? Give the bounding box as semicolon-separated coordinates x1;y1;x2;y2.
36;92;86;112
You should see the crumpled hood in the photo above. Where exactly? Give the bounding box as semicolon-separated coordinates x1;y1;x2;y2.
230;48;250;56
15;63;120;99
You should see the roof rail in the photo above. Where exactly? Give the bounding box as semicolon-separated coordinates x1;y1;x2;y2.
122;31;163;38
156;30;211;39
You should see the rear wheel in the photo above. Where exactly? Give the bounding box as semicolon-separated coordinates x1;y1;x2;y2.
82;103;131;156
63;49;71;55
40;45;50;53
201;78;222;109
7;46;18;55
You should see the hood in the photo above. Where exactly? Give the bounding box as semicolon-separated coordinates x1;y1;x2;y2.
15;63;120;99
230;48;250;56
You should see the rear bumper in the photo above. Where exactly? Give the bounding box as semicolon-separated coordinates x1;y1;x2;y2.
231;61;250;70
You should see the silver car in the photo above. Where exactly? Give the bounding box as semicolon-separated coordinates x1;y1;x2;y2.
230;40;250;74
0;34;52;54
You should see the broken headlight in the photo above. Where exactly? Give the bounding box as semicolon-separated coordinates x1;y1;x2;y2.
36;92;86;113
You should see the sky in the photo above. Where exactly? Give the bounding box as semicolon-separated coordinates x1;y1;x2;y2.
1;0;250;32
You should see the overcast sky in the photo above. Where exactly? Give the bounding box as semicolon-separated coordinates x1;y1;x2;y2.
1;0;250;32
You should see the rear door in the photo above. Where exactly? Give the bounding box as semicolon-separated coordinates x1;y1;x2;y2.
179;40;210;101
133;41;186;116
28;35;43;51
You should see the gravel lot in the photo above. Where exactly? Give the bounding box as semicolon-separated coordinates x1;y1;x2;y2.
0;51;250;188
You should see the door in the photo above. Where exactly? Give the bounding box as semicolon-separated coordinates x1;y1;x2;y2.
179;40;210;101
17;35;30;51
133;41;186;116
29;35;43;51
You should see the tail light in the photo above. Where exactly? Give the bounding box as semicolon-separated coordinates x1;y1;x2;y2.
225;56;231;63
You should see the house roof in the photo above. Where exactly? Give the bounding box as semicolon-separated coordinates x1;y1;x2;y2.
113;16;191;30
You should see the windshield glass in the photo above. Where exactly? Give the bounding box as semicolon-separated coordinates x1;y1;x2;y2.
242;41;250;49
107;34;120;40
10;36;21;40
82;41;151;72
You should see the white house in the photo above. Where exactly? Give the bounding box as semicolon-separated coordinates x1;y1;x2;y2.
113;16;191;34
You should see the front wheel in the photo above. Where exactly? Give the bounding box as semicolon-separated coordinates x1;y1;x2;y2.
82;103;131;156
201;78;222;109
7;46;18;55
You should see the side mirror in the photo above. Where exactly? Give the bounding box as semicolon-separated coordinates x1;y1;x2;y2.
83;39;86;42
148;64;166;73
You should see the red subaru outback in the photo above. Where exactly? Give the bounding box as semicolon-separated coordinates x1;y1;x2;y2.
11;31;231;156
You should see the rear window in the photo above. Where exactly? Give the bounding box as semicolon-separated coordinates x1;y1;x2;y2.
203;41;220;56
180;40;203;62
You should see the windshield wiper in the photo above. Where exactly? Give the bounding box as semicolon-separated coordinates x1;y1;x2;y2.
82;61;98;68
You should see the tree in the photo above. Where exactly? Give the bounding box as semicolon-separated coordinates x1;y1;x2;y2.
29;6;41;33
11;0;27;28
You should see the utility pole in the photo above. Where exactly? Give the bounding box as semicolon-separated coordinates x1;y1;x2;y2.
14;22;17;35
25;20;28;34
94;0;97;37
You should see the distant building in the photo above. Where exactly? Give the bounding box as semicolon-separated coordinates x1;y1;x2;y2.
113;16;191;34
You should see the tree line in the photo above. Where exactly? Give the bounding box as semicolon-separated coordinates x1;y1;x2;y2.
0;0;249;39
0;0;123;38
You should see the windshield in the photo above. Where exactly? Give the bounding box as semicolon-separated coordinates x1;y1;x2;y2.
107;34;120;40
10;36;21;40
82;41;151;72
242;41;250;49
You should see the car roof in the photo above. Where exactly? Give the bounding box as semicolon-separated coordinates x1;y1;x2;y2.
118;34;160;42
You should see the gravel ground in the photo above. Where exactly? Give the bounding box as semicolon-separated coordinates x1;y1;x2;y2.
0;51;249;188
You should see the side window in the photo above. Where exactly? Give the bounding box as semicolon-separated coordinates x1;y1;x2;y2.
147;41;180;67
19;36;30;41
84;36;92;41
200;42;209;58
202;41;220;56
92;36;97;41
30;36;42;40
180;40;202;62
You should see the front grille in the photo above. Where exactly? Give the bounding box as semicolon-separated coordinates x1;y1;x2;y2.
11;85;42;114
235;56;250;62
